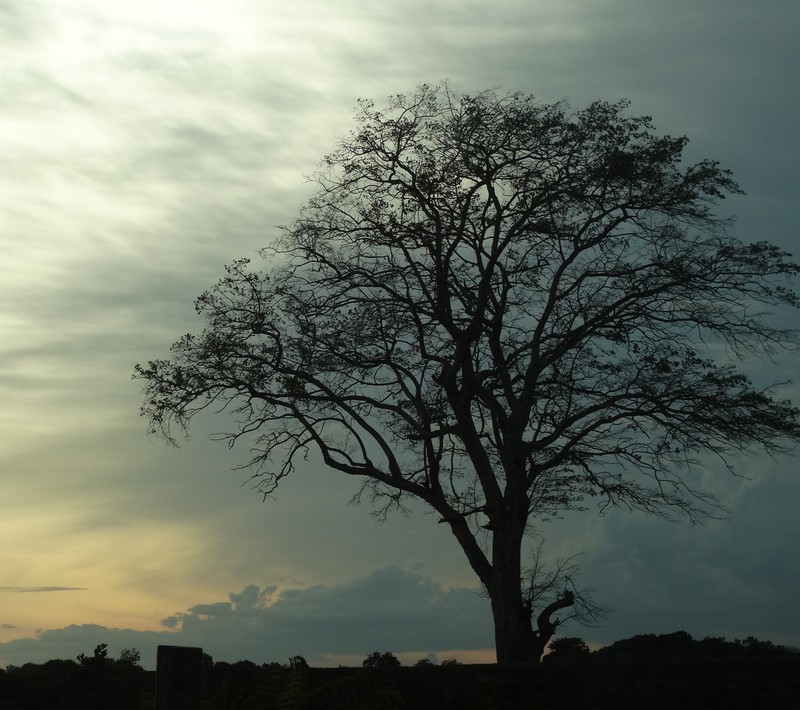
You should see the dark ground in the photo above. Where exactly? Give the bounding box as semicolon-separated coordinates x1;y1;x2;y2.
301;658;800;709
3;656;799;709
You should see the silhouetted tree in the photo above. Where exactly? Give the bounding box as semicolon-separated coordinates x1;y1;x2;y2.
288;655;309;671
117;647;142;667
363;651;401;668
735;635;798;656
595;630;800;662
136;84;800;663
439;658;462;666
77;642;109;668
546;636;591;661
522;540;606;655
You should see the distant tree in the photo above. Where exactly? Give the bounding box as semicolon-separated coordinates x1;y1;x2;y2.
734;636;799;656
117;648;142;667
596;631;800;662
439;658;462;666
288;655;309;671
202;652;215;676
546;636;591;661
595;630;698;661
77;643;109;668
136;84;800;663
363;651;401;668
414;658;436;666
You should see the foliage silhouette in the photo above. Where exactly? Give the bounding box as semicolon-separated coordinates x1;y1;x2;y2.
76;642;108;668
117;647;142;666
545;636;591;661
363;651;401;668
136;83;800;663
1;638;799;709
594;630;800;662
0;644;148;709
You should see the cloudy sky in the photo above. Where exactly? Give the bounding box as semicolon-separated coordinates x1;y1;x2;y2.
2;0;799;669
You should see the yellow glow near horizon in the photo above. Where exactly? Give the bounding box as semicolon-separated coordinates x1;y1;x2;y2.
0;504;226;640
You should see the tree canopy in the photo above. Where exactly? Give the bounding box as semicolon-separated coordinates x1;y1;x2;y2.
136;84;800;663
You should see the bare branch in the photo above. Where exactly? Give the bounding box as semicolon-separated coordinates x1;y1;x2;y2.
135;84;800;664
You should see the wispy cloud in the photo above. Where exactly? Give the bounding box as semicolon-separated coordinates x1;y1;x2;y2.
0;587;87;593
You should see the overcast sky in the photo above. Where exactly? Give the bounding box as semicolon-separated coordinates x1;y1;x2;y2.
2;0;799;670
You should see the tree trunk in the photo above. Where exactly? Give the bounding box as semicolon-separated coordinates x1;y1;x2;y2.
490;525;538;664
447;505;575;663
490;586;538;664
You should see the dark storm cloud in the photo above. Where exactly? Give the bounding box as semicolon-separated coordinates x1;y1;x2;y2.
0;568;492;669
568;465;800;648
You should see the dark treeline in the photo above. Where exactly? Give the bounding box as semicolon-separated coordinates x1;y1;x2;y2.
1;633;799;709
547;630;799;662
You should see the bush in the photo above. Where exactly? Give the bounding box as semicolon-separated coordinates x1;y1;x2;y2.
362;651;401;668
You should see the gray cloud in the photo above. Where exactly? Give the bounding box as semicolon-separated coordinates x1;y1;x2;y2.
0;567;492;669
553;463;800;648
166;566;493;658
